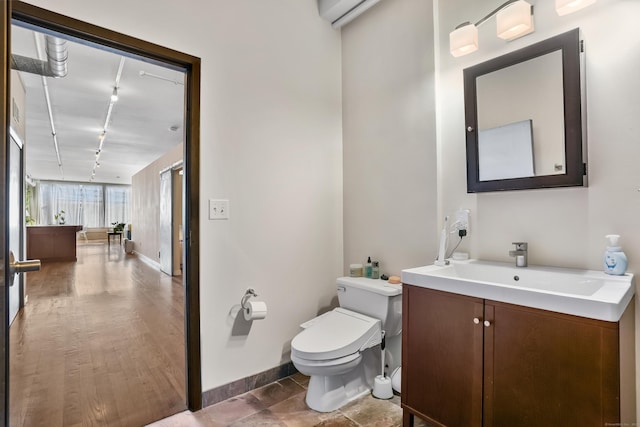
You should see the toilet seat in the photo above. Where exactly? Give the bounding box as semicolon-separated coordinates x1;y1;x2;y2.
291;308;381;361
291;351;360;368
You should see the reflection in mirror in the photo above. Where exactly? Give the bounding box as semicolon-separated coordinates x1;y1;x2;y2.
478;119;534;181
464;28;586;193
477;51;564;179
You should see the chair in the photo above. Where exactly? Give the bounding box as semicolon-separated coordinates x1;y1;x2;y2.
78;226;88;242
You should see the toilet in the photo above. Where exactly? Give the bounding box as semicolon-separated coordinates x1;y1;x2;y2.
291;276;402;412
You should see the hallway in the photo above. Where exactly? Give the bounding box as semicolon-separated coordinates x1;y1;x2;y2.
9;241;186;426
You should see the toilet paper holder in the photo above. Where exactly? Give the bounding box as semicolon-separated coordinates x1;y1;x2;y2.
241;288;258;309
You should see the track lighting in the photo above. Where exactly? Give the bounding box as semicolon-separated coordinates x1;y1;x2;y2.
91;57;125;181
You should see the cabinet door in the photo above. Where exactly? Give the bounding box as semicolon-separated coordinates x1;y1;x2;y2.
484;300;620;427
402;286;484;427
55;229;77;260
26;228;55;260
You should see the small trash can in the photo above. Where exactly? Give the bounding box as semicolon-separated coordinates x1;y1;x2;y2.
123;238;135;254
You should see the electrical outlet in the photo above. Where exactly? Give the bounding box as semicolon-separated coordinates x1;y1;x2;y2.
209;199;229;220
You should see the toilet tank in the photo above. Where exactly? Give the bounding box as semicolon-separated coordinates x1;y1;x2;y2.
336;277;402;336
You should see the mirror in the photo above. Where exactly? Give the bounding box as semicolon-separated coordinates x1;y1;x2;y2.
464;28;585;193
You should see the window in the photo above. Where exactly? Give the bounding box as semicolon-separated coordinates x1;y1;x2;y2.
36;181;130;227
105;185;131;227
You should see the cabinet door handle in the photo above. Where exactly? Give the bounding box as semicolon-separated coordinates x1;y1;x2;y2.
484;320;491;327
473;317;480;324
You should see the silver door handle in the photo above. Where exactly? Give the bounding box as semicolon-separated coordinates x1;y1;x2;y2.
13;259;41;274
9;251;40;287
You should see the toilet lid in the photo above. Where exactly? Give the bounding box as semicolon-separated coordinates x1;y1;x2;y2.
291;308;381;361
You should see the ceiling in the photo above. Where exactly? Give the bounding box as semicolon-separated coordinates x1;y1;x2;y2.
11;23;186;185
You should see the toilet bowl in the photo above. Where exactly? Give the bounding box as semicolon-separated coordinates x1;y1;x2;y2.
291;307;381;412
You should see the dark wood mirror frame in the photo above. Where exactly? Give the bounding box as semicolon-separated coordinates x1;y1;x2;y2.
464;28;585;193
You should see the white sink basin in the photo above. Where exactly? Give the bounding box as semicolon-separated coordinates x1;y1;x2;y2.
401;260;635;321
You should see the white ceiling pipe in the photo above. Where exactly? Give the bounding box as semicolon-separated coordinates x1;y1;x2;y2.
34;34;64;179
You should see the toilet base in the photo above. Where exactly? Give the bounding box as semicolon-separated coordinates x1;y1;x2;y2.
305;372;370;412
302;348;378;412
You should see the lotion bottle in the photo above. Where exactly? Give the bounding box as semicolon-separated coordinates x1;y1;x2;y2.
365;257;373;278
371;261;380;279
604;234;628;275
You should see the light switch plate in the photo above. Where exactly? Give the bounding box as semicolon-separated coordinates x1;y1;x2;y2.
209;199;229;220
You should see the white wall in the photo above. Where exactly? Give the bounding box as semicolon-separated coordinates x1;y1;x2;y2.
131;143;182;265
342;0;438;278
20;0;344;392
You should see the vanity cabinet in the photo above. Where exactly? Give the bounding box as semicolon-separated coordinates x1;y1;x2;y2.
401;285;630;427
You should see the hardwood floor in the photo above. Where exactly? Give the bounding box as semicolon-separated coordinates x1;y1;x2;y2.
10;241;186;427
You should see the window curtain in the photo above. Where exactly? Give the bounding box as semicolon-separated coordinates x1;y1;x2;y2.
25;183;37;224
82;185;104;228
36;181;129;228
38;182;80;225
105;185;131;227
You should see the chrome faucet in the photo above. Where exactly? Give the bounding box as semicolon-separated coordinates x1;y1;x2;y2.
509;242;528;267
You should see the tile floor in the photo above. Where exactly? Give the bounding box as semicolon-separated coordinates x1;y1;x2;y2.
146;373;420;426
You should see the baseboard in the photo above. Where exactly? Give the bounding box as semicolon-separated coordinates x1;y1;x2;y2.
134;251;161;270
202;362;297;407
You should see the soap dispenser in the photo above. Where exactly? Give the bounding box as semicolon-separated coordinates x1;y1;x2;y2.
365;257;373;278
604;234;628;276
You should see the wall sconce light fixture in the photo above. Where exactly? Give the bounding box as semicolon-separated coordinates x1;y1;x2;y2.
556;0;596;16
450;0;534;57
451;0;596;58
496;0;534;40
450;23;479;57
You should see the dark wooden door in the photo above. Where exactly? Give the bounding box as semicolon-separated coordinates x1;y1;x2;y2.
402;286;484;427
484;300;620;427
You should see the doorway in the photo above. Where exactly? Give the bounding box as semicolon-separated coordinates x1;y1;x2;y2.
159;165;184;277
2;2;201;425
159;165;182;277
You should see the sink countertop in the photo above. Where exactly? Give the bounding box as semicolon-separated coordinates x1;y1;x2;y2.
401;260;635;322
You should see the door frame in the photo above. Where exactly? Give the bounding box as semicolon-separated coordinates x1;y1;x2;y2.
2;2;202;422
